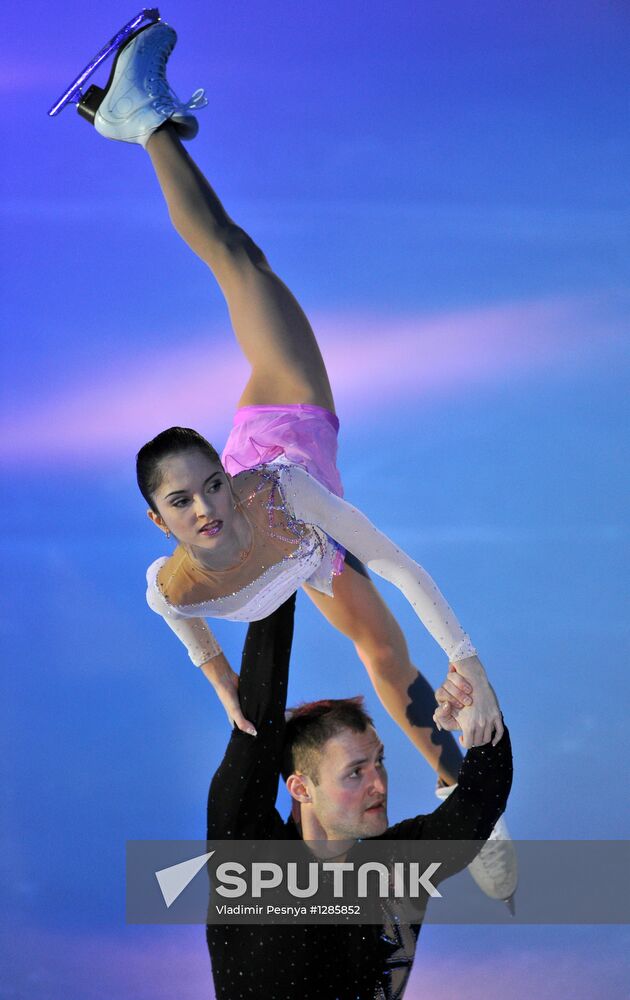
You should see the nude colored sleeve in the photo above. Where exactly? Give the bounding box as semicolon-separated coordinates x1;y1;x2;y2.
277;464;477;663
145;558;222;666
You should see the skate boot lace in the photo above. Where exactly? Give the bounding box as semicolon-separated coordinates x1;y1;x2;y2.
146;38;208;115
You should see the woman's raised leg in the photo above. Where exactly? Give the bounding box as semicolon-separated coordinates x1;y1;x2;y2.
145;129;462;779
303;566;465;785
146;125;335;412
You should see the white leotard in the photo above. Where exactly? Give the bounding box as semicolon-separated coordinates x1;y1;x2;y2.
146;460;477;667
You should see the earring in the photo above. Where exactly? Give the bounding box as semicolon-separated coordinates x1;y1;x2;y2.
165;529;171;539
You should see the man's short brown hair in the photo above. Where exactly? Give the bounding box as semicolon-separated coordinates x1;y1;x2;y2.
281;696;375;785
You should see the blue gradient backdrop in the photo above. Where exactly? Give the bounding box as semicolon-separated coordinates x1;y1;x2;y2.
2;1;629;997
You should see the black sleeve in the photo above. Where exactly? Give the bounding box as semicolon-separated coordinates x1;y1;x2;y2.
206;594;296;840
422;726;512;837
385;725;513;880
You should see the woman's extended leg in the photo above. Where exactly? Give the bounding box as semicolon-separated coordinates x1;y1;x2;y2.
146;125;335;412
303;566;464;785
146;127;461;780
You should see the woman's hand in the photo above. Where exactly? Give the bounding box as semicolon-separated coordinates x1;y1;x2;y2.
433;657;503;748
200;653;257;736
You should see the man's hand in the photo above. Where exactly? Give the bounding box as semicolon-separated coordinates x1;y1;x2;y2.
434;666;473;711
433;659;504;748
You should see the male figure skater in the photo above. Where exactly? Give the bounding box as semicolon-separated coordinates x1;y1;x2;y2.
206;595;512;999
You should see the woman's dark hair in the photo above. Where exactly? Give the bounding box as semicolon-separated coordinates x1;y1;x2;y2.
136;426;222;513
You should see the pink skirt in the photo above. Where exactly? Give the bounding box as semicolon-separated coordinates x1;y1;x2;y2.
221;403;346;576
221;403;344;497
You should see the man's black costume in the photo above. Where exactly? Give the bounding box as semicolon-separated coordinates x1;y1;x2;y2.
207;596;512;999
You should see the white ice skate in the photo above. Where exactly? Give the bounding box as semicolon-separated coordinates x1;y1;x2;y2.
48;9;207;147
435;782;518;914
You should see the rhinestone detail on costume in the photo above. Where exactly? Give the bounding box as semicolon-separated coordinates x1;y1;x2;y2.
156;464;329;623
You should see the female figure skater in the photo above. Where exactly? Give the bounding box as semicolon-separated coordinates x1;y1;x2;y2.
72;19;503;785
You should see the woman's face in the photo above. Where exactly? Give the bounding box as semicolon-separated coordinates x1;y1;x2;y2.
147;449;236;549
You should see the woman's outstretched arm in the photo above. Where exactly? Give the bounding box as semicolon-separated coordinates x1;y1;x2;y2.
278;463;503;749
146;558;255;733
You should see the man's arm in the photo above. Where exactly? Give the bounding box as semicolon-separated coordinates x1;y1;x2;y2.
426;663;512;847
420;726;512;842
384;723;512;895
206;594;296;841
385;660;512;866
386;726;512;840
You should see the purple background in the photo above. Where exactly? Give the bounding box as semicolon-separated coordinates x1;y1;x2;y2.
2;1;629;996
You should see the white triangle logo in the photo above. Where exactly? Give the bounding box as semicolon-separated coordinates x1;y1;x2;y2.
155;850;215;908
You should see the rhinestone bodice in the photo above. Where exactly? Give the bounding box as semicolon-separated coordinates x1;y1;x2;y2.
145;459;477;669
147;464;334;624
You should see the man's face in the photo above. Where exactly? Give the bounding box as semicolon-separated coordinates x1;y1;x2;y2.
307;726;389;839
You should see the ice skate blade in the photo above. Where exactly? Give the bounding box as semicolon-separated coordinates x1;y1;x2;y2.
504;894;516;917
48;8;160;117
